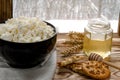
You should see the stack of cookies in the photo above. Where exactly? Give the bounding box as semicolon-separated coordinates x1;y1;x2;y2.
58;55;110;79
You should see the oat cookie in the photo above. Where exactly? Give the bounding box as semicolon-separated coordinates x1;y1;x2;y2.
65;61;110;79
82;61;110;79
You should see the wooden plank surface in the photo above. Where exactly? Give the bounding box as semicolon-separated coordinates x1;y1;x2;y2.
53;33;120;80
0;0;13;23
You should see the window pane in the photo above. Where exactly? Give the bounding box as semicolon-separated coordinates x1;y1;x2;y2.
13;0;120;20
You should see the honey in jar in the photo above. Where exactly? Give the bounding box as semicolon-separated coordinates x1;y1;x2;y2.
83;18;113;59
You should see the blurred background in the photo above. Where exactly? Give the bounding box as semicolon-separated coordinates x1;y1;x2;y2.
13;0;120;20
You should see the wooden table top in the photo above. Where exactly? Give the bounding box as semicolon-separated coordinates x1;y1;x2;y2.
53;33;120;80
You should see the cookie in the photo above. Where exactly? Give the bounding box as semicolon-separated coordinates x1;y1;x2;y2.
82;61;110;79
58;55;85;67
65;61;110;79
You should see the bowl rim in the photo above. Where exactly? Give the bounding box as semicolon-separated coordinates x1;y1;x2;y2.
0;21;57;44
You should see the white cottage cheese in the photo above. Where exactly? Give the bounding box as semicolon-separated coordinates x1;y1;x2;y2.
0;17;55;43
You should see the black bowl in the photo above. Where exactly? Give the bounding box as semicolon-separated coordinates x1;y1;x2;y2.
0;22;57;69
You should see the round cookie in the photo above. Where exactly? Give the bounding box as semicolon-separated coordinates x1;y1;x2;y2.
82;61;110;79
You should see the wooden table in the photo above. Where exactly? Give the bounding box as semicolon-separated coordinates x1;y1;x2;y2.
53;33;120;80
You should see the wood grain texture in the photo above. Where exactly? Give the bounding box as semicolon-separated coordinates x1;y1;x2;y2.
0;0;13;23
53;33;120;80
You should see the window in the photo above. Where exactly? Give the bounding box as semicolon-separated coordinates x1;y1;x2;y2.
13;0;119;20
13;0;120;33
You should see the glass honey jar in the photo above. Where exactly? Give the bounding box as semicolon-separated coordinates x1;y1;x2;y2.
83;17;113;59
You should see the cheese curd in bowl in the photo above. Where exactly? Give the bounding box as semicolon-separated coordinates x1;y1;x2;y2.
0;17;57;68
0;17;54;43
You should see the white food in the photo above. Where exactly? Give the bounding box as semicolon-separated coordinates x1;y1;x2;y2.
0;17;55;43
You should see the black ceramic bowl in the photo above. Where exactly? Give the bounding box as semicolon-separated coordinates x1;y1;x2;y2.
0;22;57;69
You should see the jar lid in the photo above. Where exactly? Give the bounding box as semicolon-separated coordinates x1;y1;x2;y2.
88;18;110;31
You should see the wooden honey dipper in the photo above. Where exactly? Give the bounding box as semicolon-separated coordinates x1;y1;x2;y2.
89;53;120;70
